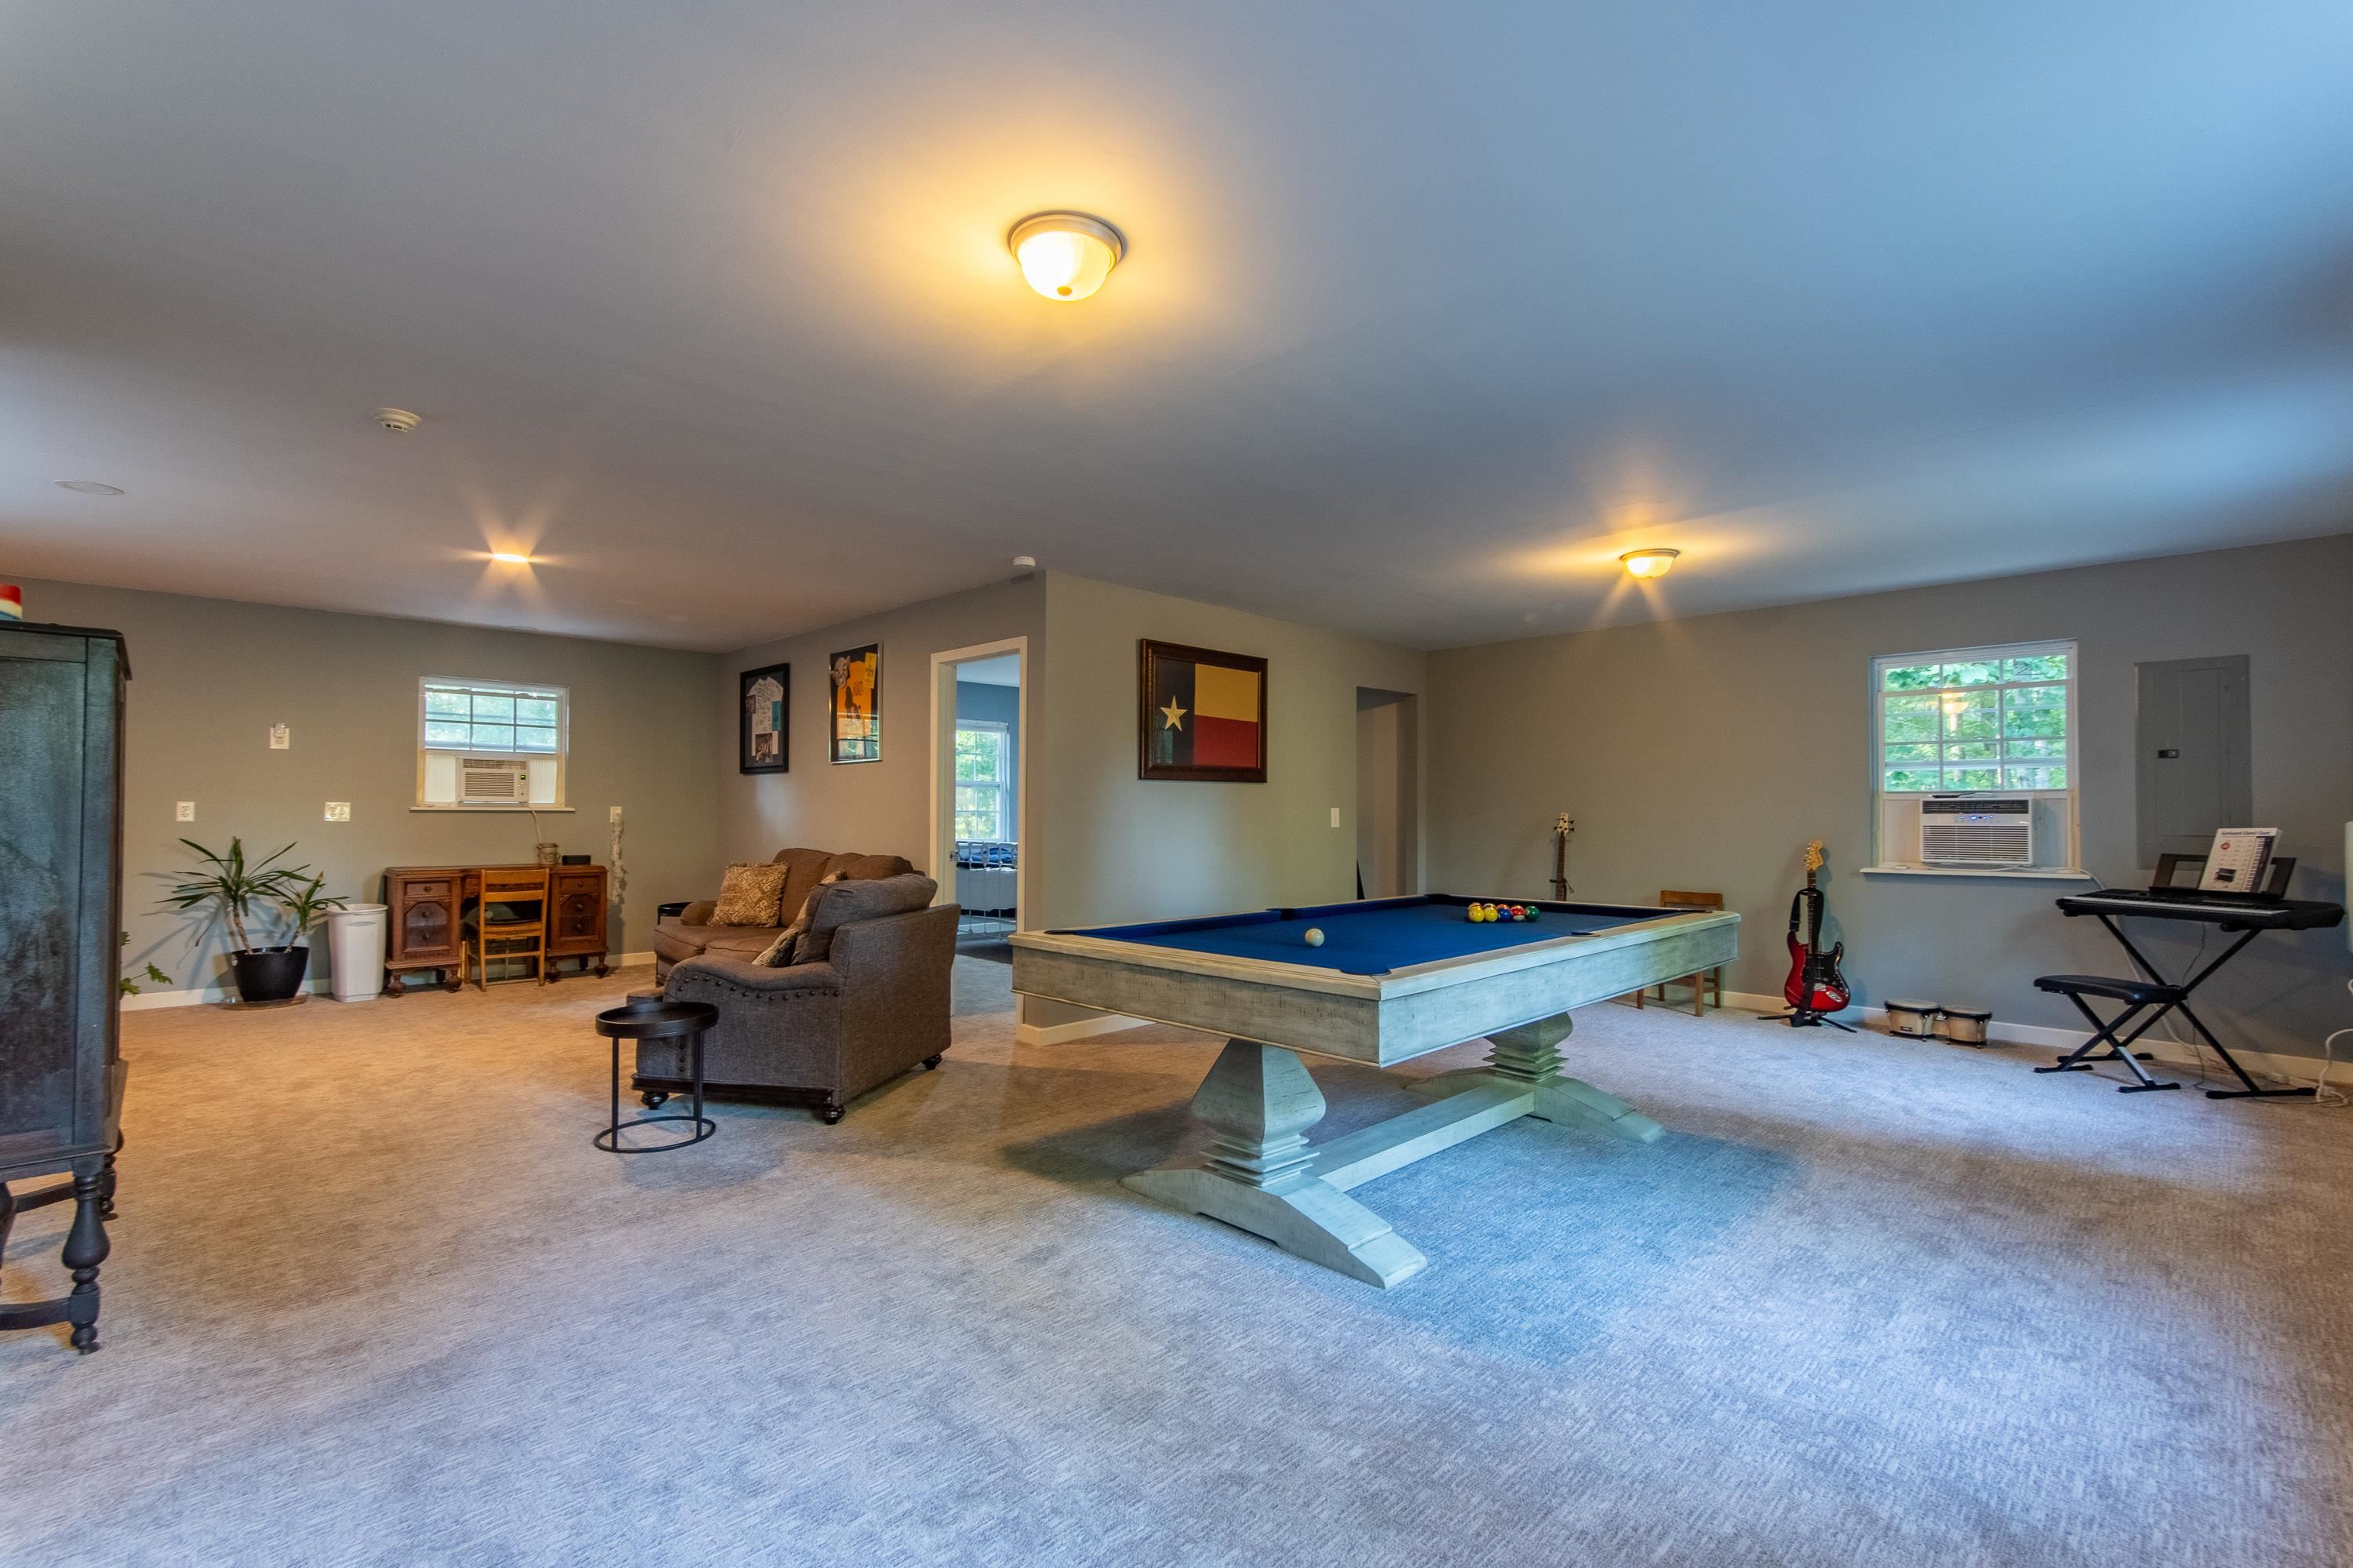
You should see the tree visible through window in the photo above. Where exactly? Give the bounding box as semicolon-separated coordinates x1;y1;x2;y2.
423;679;564;753
1876;647;2071;794
954;722;1011;842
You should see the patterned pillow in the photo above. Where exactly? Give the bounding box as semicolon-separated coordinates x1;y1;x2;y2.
752;871;847;966
711;861;791;926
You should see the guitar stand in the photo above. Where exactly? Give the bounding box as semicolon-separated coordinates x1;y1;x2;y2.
1761;1008;1855;1033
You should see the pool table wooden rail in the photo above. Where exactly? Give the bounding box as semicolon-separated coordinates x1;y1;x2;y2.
1010;905;1739;1068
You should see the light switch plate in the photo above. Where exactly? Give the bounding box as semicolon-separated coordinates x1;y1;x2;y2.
1330;806;1342;828
610;806;623;823
269;724;290;750
324;802;351;822
176;801;195;822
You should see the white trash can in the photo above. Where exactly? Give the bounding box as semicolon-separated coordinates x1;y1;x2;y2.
327;904;388;1001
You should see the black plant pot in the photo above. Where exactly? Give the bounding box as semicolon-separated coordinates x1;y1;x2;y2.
231;945;310;1004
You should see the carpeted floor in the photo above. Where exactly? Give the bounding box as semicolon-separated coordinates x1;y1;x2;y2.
4;960;2350;1567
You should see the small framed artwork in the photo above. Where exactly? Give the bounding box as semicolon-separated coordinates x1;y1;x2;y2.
829;643;882;764
1139;639;1267;783
740;663;789;773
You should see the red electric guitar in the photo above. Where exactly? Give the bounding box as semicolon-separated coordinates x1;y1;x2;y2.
1780;839;1852;1023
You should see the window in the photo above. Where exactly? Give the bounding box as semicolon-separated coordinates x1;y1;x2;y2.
417;678;568;809
1870;641;2078;872
953;721;1011;842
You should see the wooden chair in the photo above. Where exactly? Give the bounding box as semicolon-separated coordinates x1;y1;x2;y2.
468;868;549;988
1635;890;1725;1016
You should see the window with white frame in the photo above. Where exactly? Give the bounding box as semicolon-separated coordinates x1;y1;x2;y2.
417;678;569;809
1869;641;2078;872
953;721;1011;842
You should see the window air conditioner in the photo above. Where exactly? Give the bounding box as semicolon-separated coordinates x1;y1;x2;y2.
1919;795;2033;868
460;759;530;804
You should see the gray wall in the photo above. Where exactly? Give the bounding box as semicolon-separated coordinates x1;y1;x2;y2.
955;678;1022;837
13;577;719;993
716;576;1045;874
1033;575;1426;933
1426;535;2353;1059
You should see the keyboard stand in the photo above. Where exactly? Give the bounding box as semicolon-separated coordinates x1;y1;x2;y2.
2074;914;2312;1101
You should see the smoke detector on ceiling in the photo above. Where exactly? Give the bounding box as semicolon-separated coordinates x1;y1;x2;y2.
370;407;423;434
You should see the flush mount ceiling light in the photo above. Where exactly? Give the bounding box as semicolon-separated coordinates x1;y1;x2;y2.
488;551;533;565
1619;548;1681;579
56;480;125;496
1008;212;1125;301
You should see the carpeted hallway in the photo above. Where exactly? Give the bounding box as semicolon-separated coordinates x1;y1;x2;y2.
4;959;2349;1567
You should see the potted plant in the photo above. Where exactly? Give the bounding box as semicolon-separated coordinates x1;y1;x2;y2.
164;838;342;1004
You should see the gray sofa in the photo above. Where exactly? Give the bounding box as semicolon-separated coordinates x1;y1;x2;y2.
633;871;956;1124
652;846;916;982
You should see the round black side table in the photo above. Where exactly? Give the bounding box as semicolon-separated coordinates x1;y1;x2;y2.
592;1000;719;1152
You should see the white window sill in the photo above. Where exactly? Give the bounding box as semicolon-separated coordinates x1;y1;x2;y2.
411;805;576;813
1858;864;2091;880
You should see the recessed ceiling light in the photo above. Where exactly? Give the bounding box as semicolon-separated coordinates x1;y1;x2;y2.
1008;213;1124;301
1619;548;1681;580
488;551;533;565
57;480;125;496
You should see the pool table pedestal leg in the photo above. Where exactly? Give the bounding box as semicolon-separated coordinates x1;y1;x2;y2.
1408;1014;1664;1144
1123;1040;1429;1289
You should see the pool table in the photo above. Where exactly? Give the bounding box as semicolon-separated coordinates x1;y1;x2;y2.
1010;893;1740;1287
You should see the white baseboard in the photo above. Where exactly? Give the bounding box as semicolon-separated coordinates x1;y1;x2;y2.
1015;1012;1152;1048
119;977;332;1012
121;951;659;1012
1707;989;2333;1090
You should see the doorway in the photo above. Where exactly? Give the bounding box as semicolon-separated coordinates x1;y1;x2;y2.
931;638;1027;956
1355;689;1419;898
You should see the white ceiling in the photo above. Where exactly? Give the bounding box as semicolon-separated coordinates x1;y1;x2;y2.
5;2;2351;652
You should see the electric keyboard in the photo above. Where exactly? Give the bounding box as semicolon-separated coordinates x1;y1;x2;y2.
2056;889;2344;930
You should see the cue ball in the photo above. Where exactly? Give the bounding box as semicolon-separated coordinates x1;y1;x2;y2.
1304;927;1325;947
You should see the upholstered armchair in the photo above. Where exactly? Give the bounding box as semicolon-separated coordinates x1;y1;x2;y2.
633;874;956;1124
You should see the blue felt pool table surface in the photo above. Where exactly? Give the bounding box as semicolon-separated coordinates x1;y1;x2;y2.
1069;895;1670;977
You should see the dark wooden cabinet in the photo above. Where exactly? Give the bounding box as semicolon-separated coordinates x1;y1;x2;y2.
383;864;609;993
0;620;126;1352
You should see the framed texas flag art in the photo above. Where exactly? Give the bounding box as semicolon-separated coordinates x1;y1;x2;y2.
1138;639;1268;783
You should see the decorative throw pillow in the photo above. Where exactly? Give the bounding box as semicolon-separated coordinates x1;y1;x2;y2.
711;861;791;926
792;873;938;966
752;871;847;966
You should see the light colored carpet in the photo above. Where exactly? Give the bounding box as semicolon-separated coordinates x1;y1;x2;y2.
4;961;2350;1567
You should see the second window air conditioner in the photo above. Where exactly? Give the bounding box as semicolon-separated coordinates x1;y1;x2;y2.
460;759;530;804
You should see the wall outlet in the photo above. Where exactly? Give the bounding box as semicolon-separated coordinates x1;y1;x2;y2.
324;802;351;823
269;724;290;750
1330;806;1342;828
175;801;195;822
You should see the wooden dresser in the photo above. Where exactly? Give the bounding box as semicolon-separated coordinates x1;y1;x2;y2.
383;864;610;994
0;620;128;1352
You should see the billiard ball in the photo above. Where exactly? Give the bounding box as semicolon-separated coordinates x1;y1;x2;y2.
1510;904;1526;920
1524;906;1540;921
1304;927;1325;947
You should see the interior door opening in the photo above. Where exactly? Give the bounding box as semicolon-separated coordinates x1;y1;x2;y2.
1355;688;1419;898
931;640;1027;959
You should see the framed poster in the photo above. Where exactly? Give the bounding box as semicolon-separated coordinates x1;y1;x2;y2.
829;643;881;764
1139;639;1267;782
740;663;789;773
